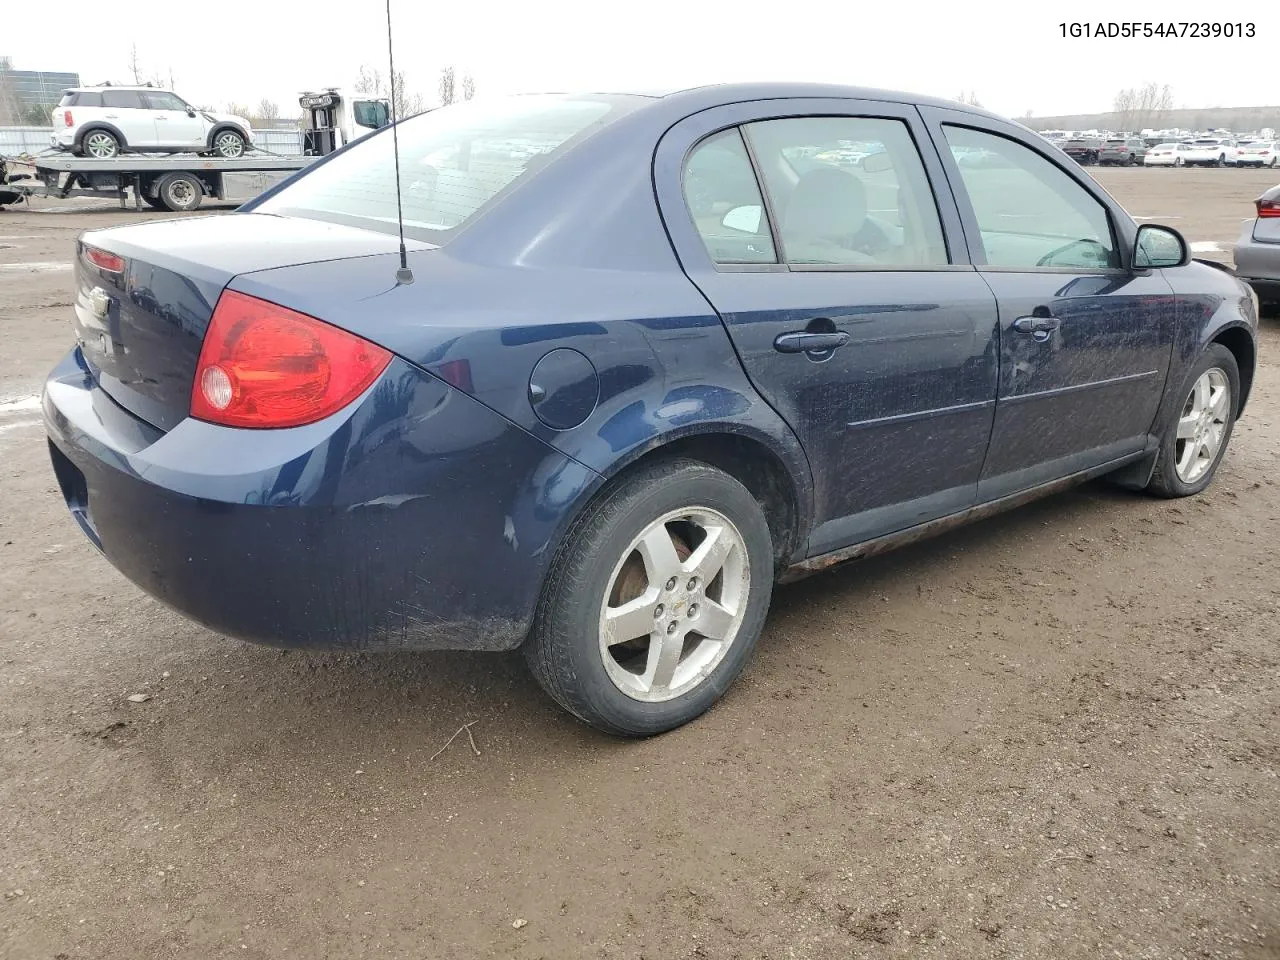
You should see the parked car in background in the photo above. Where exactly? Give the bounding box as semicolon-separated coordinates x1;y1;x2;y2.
1234;184;1280;311
51;85;253;159
1182;137;1236;167
1098;137;1146;165
1061;136;1102;165
1234;141;1279;168
42;84;1259;736
1144;142;1194;167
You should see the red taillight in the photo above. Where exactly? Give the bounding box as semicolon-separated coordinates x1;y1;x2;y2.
191;291;392;429
85;246;124;273
63;110;73;127
1258;199;1280;219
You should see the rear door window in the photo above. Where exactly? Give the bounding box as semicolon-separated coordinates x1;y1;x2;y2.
743;116;949;267
942;125;1118;270
101;90;144;109
682;129;777;264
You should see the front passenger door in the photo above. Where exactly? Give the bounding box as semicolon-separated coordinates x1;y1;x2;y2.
143;91;206;150
925;116;1177;500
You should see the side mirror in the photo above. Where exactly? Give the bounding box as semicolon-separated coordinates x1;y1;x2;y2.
721;204;763;234
1134;224;1189;269
187;110;197;118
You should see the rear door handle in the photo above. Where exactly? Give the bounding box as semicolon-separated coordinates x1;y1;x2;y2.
773;331;850;354
1012;315;1060;342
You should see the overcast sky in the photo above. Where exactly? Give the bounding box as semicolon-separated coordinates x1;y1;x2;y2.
9;0;1276;119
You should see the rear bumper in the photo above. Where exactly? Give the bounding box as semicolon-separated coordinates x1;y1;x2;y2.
43;348;598;651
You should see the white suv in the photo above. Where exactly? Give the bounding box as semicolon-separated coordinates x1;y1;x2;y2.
51;85;253;160
1181;137;1237;168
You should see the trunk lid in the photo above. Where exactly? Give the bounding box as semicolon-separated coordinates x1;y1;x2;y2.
73;213;434;430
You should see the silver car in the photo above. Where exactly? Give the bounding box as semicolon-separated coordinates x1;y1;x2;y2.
1234;184;1280;311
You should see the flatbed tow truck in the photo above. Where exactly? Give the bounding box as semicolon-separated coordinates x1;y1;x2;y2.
0;87;390;212
0;151;314;212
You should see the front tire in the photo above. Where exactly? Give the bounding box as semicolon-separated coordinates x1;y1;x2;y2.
525;458;774;736
1146;344;1239;498
212;129;246;159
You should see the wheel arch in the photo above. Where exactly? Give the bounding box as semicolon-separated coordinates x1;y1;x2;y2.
206;123;250;150
75;122;128;151
578;426;811;572
1211;324;1256;415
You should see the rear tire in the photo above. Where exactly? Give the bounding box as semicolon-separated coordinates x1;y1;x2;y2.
78;129;120;159
154;173;203;212
524;458;774;737
1146;344;1239;498
142;194;167;210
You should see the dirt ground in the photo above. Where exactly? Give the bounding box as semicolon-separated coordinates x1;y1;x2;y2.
1;167;1278;960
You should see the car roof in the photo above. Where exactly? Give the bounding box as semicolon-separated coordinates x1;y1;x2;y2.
537;82;1003;122
67;85;169;92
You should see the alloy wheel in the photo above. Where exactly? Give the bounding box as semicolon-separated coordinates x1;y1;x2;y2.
1175;368;1231;484
85;132;118;158
598;507;749;702
215;132;245;158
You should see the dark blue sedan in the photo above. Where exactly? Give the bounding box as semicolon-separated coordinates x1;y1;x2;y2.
43;84;1260;735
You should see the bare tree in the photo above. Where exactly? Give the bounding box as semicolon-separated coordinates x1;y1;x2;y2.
354;65;383;96
462;74;476;101
1113;83;1174;133
955;91;982;108
256;99;280;124
1135;82;1174;131
225;102;253;120
0;57;22;126
439;66;456;106
128;44;144;84
355;63;424;118
1113;87;1138;133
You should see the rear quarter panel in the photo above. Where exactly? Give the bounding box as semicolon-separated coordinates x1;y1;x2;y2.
232;109;817;560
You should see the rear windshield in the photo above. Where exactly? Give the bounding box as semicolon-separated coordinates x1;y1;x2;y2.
256;94;635;241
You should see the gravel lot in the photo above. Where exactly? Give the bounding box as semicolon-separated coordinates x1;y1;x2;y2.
2;167;1278;960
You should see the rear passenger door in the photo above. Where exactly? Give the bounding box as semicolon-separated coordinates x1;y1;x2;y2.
655;99;1001;556
99;90;153;148
919;110;1177;500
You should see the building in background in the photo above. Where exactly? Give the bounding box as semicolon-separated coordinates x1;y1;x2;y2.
0;57;81;124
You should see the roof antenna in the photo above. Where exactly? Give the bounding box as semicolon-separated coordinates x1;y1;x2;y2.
385;0;413;285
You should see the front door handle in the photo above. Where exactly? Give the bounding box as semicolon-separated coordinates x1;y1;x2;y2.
1012;315;1061;342
773;331;850;354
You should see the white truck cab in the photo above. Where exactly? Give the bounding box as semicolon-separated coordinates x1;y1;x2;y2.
299;90;391;156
